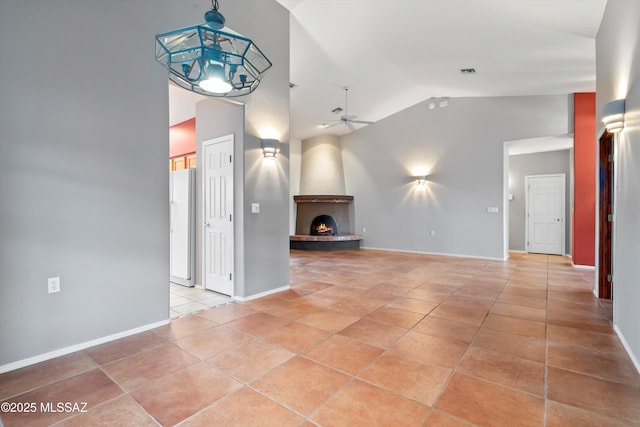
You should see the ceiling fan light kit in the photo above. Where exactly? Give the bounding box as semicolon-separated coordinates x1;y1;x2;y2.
155;0;272;97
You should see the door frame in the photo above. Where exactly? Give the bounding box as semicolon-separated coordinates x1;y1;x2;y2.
201;134;235;296
525;173;566;255
597;130;615;300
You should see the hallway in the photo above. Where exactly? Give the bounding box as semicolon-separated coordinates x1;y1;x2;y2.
1;250;638;426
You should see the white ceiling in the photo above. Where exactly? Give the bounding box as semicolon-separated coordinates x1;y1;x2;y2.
171;0;607;142
507;134;574;155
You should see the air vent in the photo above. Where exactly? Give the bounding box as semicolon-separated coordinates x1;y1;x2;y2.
289;82;297;89
460;68;476;74
331;107;343;114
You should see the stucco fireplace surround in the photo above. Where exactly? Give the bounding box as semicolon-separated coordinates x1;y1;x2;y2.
290;195;361;250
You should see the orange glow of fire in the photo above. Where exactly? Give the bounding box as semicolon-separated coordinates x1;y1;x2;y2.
316;223;333;233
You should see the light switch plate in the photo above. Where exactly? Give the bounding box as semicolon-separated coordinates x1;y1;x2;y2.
487;207;499;213
251;203;260;213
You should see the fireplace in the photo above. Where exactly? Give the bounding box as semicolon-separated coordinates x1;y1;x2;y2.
310;215;338;236
290;195;361;250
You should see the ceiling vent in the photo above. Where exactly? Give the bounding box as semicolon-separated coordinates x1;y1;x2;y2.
331;107;344;114
460;68;476;74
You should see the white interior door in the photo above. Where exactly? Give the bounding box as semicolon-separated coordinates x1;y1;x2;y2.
203;135;234;296
170;168;194;285
526;174;565;255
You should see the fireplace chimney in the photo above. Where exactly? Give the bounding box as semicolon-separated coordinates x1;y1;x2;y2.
300;135;346;195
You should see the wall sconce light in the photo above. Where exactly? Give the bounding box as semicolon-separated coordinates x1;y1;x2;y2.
262;138;280;159
602;99;625;133
414;176;428;186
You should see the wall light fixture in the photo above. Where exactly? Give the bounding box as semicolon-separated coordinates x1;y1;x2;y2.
602;99;625;133
414;176;427;186
262;138;280;159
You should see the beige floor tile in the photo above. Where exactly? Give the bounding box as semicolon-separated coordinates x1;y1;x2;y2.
458;346;545;396
413;316;479;344
547;366;640;424
436;373;544;427
251;356;350;416
131;363;241;426
303;334;383;375
358;352;452;405
391;331;468;368
312;380;428;426
0;352;97;401
179;387;304;427
209;338;294;383
4;250;638;427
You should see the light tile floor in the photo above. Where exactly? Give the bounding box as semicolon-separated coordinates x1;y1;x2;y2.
1;250;639;426
170;283;231;318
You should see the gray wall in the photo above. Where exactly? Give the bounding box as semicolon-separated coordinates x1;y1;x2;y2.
597;0;640;369
341;95;571;259
508;150;572;253
0;0;289;368
0;0;170;367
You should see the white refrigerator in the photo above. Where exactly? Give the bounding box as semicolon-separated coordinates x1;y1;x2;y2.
170;168;195;286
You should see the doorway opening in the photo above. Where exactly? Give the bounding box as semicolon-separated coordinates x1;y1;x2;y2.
503;135;574;259
168;87;233;317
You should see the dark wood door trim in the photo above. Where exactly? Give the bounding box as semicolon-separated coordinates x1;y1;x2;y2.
598;132;614;300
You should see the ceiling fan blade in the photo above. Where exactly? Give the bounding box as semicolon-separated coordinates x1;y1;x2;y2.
348;120;375;125
345;121;356;132
322;122;342;129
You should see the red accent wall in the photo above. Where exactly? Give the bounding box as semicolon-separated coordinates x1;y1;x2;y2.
169;117;196;158
573;93;596;266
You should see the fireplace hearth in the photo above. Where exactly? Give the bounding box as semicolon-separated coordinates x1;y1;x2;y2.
290;195;361;250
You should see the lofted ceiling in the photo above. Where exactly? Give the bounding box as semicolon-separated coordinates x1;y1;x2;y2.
171;0;607;141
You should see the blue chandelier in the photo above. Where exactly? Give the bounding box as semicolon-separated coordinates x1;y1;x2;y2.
155;0;272;97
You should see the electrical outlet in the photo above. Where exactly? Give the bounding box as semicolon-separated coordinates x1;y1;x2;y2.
251;203;260;213
362;227;367;233
48;277;60;294
430;230;436;236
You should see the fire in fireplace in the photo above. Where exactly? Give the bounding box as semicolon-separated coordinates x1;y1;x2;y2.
310;215;339;236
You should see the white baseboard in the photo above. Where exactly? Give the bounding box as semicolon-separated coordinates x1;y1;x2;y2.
233;285;290;302
0;319;171;374
360;246;506;261
572;263;596;270
170;277;194;287
614;324;640;375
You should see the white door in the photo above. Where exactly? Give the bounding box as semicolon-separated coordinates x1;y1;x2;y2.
203;135;234;296
170;169;195;285
526;174;565;255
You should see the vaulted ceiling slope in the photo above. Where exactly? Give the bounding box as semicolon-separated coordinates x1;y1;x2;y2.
276;0;607;140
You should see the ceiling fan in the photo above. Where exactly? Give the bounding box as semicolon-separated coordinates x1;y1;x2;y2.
321;87;375;131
